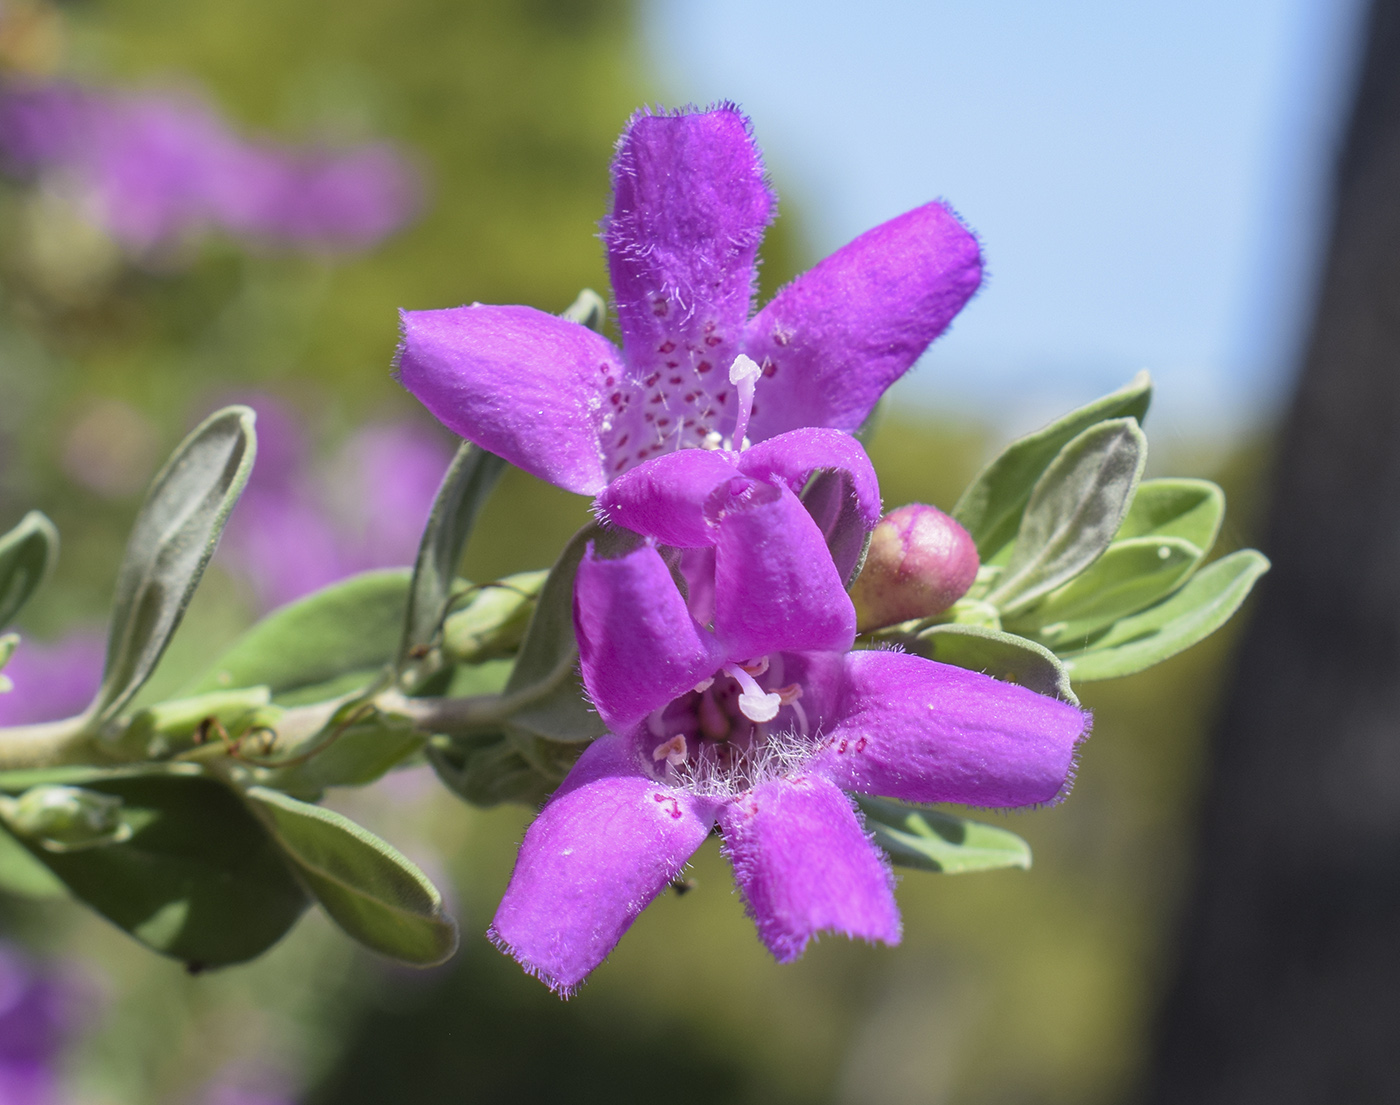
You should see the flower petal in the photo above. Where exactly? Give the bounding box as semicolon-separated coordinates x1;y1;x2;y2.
595;447;738;547
601;106;774;453
738;427;883;529
743;202;981;441
712;481;857;658
490;734;717;995
718;774;900;963
396;303;619;495
575;541;727;732
813;650;1089;807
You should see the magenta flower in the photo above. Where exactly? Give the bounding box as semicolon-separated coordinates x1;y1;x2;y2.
488;540;1088;995
0;631;105;726
396;104;980;498
0;944;88;1105
0;80;420;253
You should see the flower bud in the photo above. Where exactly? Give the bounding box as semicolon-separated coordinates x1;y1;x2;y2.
850;504;979;631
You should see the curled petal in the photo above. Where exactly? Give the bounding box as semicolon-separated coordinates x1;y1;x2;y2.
813;650;1089;807
596;448;738;547
490;735;717;996
396;304;619;495
604;106;774;402
575;541;727;732
712;481;856;658
719;774;900;963
738;427;883;530
743;202;981;441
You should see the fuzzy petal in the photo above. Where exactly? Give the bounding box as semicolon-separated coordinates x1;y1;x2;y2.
743;202;981;441
490;734;717;995
575;541;727;732
719;774;900;963
712;481;856;659
738;427;883;529
595;448;738;547
813;650;1088;807
603;106;774;443
396;304;620;495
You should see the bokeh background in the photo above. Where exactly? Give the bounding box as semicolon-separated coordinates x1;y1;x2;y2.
0;0;1372;1102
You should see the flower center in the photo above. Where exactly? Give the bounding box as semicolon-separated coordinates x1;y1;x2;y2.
647;653;811;796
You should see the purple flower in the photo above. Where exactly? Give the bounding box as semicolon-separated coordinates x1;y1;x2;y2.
0;945;88;1105
0;631;104;726
396;104;980;498
488;540;1088;995
0;80;420;254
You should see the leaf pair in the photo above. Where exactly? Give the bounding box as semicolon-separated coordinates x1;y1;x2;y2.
0;769;457;969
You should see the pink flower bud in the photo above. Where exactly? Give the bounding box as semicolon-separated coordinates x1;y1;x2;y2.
850;503;979;631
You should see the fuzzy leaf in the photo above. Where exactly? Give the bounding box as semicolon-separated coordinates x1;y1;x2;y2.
986;418;1146;615
14;774;307;967
0;825;66;898
254;712;425;800
441;571;547;665
188;569;409;700
398;443;507;667
244;787;457;966
427;732;553;809
891;622;1077;705
953;372;1151;558
855;795;1032;874
1062;549;1270;681
1116;478;1224;551
0;512;58;630
1011;536;1204;649
92;407;257;722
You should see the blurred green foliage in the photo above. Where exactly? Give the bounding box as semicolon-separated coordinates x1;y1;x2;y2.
0;0;1272;1102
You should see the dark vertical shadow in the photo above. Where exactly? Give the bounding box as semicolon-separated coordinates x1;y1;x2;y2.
1143;2;1400;1101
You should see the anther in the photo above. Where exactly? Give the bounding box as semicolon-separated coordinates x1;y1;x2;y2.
653;735;688;767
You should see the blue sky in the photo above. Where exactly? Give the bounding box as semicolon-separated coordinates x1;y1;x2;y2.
642;0;1365;436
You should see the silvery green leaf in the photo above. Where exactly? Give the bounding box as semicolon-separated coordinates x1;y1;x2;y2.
254;710;425;800
855;795;1032;874
398;443;507;668
0;511;58;629
498;524;609;744
2;785;130;851
1062;549;1270;681
1116;478;1224;551
92;407;257;722
560;288;607;332
115;687;273;759
188;569;409;701
800;468;872;586
1010;536;1204;649
244;787;457;966
14;774;307;968
953;372;1151;559
427;732;553;808
892;622;1077;704
441;570;547;665
985;418;1147;616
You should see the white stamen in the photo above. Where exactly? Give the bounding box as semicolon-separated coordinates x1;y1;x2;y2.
646;705;670;739
692;676;715;693
653;734;688;767
728;354;761;450
740;656;770;677
724;661;781;723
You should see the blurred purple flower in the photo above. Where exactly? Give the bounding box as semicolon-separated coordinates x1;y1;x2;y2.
217;397;450;611
0;630;103;726
0;80;420;253
0;944;88;1105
